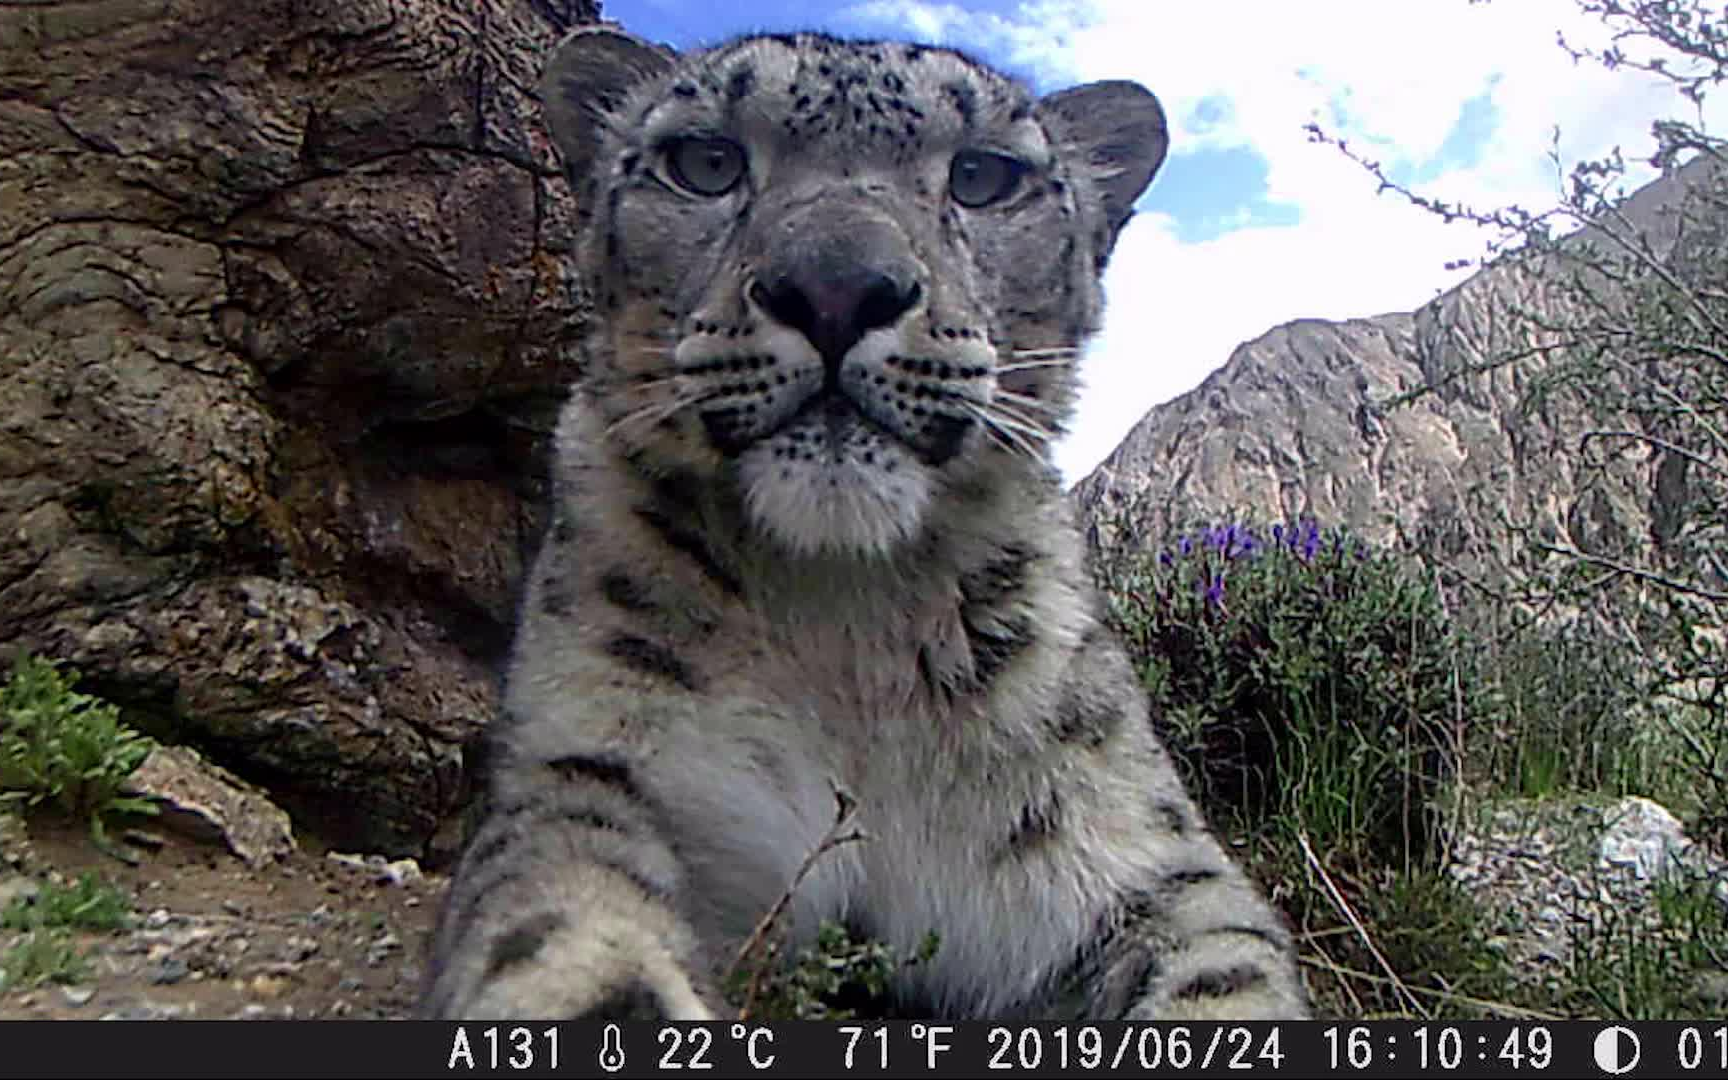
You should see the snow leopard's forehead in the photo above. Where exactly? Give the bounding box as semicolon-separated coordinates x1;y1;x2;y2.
627;33;1049;163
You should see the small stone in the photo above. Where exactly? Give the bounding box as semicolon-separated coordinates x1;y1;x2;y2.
60;986;95;1007
366;932;402;967
380;858;423;886
326;852;371;873
0;875;40;911
250;973;290;998
283;936;319;962
149;958;190;985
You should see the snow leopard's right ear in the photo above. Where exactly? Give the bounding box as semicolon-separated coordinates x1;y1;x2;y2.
540;26;677;190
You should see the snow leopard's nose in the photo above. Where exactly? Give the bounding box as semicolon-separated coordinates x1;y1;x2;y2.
750;260;922;374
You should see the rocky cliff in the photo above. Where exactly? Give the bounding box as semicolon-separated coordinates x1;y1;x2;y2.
0;0;604;856
1072;156;1718;585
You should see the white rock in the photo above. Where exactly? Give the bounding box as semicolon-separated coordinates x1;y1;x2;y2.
1597;795;1692;881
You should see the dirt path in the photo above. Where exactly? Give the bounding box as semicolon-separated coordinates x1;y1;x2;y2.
0;813;442;1020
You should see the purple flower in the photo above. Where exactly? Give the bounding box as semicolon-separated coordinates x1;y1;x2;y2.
1178;536;1193;557
1158;550;1174;567
1201;571;1226;609
1272;523;1285;544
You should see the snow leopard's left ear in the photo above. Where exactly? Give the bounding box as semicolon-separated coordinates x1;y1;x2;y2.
540;26;677;191
1038;81;1168;244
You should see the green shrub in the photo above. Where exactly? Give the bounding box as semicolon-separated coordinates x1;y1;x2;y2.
0;928;91;990
727;921;940;1020
1;872;132;933
1466;621;1662;802
1098;518;1463;869
0;652;158;849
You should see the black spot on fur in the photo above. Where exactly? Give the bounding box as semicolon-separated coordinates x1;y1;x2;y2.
959;544;1034;608
440;867;524;950
727;66;756;102
546;750;641;799
634;506;742;597
1049;685;1123;748
1162;866;1220;894
1152;799;1190;837
1045;894;1160;1018
551;516;577;545
484;911;567;977
963;612;1034;690
459;826;518;877
1170;964;1267;1001
605;633;702;692
583;981;671;1021
599;570;657;612
943;81;977;124
1000;791;1063;860
541;575;574;616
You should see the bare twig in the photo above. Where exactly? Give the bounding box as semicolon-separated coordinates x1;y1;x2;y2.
1297;830;1431;1019
727;782;868;1020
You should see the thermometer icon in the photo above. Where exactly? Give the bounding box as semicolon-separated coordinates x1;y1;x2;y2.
599;1023;625;1072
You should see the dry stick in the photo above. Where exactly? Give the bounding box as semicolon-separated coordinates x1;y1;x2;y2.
1304;937;1367;1018
1295;957;1565;1021
1296;830;1430;1020
727;783;869;1020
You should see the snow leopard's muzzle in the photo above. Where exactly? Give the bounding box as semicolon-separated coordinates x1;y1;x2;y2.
686;192;995;471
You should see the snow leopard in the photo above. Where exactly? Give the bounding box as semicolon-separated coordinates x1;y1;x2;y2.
419;23;1311;1022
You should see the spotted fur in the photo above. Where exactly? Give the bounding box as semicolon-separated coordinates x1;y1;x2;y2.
420;26;1310;1021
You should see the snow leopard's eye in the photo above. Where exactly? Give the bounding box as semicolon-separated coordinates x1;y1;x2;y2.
949;149;1027;208
665;136;747;196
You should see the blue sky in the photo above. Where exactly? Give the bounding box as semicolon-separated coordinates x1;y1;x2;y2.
603;0;1707;482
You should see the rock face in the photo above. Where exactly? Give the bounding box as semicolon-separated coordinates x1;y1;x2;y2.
0;0;603;856
1073;157;1719;585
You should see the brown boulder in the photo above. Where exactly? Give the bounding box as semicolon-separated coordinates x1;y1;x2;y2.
0;0;602;856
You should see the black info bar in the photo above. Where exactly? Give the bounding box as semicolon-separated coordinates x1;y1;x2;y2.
1;1020;1722;1078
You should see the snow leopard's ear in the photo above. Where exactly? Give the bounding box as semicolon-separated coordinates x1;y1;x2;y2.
1037;80;1168;247
540;26;677;190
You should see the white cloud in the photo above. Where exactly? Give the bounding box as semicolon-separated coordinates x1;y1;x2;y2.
850;0;1728;482
844;0;1085;80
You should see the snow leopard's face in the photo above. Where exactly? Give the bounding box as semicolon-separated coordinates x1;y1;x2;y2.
542;29;1166;557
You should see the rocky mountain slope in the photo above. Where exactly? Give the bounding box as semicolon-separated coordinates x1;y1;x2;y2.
1072;156;1718;580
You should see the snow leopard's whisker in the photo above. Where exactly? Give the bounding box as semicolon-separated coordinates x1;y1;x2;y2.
964;401;1045;459
994;358;1076;375
1005;346;1080;359
984;392;1058;433
606;389;718;437
988;407;1057;451
971;412;1029;458
992;388;1063;418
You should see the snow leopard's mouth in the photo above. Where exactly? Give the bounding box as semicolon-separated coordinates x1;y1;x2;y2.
707;383;970;468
